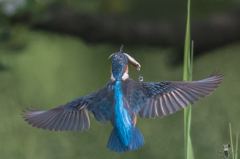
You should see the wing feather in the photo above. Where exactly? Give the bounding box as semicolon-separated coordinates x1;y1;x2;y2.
23;92;96;132
140;74;223;118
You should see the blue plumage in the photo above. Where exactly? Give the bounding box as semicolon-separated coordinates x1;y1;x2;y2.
23;46;223;153
107;127;145;152
111;48;128;81
114;81;132;146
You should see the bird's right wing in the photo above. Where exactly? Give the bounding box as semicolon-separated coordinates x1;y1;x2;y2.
139;73;223;118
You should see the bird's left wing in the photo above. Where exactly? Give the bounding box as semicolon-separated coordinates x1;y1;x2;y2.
139;73;223;118
23;92;97;132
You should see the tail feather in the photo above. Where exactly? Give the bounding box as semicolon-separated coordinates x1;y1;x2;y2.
107;127;145;152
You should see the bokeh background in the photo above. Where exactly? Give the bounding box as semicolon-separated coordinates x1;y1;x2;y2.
0;0;240;159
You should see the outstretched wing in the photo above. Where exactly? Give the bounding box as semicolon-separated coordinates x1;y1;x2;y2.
23;92;97;132
139;73;223;118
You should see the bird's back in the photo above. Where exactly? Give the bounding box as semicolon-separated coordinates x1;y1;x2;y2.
90;78;142;122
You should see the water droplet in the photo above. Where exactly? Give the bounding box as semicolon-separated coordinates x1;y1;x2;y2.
138;76;143;82
137;68;140;71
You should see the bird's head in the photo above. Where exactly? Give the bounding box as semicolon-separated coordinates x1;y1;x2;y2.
108;45;141;81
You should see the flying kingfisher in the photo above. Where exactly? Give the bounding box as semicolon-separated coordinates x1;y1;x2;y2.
23;45;223;152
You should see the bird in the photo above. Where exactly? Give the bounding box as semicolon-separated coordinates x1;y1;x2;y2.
23;45;223;152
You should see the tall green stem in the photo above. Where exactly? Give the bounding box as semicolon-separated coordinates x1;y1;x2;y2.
183;0;194;159
230;123;234;159
236;133;238;159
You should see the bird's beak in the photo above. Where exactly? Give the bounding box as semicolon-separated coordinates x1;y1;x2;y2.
120;45;124;53
108;45;124;59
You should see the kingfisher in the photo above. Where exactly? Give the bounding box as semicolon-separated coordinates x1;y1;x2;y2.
23;45;223;152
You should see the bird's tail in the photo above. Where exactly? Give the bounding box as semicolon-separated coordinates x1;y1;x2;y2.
107;126;145;152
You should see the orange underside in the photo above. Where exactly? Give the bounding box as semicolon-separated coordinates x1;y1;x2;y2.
125;65;128;73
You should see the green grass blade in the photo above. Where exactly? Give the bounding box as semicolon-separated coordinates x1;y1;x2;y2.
230;123;234;159
190;40;194;80
184;105;194;159
236;133;238;159
183;0;194;159
183;0;191;82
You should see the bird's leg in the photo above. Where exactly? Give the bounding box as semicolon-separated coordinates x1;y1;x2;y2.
133;115;137;126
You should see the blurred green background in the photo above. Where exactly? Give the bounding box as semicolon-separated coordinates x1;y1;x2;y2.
0;0;240;159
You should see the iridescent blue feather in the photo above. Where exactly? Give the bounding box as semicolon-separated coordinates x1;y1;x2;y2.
114;81;132;146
